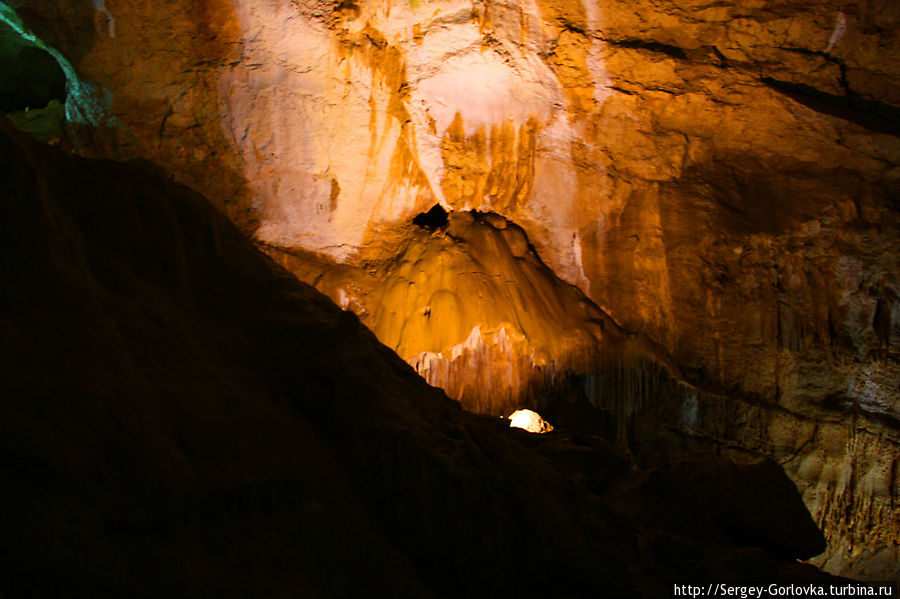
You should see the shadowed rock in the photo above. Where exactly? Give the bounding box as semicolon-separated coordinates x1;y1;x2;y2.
0;116;846;597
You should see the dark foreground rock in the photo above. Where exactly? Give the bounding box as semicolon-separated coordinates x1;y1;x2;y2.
0;117;842;597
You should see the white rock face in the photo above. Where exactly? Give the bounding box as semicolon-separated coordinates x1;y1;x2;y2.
218;0;612;267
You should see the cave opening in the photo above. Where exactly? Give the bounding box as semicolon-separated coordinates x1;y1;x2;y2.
412;204;449;230
0;18;67;142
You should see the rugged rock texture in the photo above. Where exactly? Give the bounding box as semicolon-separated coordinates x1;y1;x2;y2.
0;116;844;597
266;209;659;417
5;0;899;580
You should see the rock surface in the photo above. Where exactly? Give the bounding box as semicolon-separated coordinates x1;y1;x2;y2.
6;0;900;579
0;115;845;597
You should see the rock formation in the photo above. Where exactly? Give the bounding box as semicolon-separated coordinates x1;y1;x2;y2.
2;0;898;580
0;115;845;597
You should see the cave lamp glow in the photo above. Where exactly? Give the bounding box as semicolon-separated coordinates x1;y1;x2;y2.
508;409;554;434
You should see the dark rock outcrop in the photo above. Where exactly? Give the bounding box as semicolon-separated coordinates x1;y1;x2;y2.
0;117;842;597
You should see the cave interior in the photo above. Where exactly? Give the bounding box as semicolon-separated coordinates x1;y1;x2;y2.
0;0;898;597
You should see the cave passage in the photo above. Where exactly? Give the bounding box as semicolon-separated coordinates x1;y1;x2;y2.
0;18;67;141
0;1;112;133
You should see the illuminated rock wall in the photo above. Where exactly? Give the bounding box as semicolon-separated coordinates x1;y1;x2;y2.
10;0;900;580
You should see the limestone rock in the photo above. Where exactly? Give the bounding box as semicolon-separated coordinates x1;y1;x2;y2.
7;0;900;580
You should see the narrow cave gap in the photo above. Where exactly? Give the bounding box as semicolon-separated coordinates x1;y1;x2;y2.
0;2;112;138
0;17;67;141
0;20;66;112
412;203;449;229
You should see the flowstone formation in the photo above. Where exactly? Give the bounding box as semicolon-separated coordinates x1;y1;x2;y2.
8;0;900;580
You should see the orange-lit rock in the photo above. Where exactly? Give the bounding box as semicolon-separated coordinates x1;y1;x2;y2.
268;209;634;415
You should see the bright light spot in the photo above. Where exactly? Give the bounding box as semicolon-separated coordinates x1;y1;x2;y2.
337;288;350;309
508;409;554;434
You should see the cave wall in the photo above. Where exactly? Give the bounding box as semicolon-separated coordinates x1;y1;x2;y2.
12;0;899;406
8;0;900;580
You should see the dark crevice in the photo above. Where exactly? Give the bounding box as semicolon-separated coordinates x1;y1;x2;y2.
777;45;831;59
762;77;900;137
605;38;688;60
561;22;587;36
0;20;67;113
0;19;68;143
412;204;449;230
710;46;729;67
